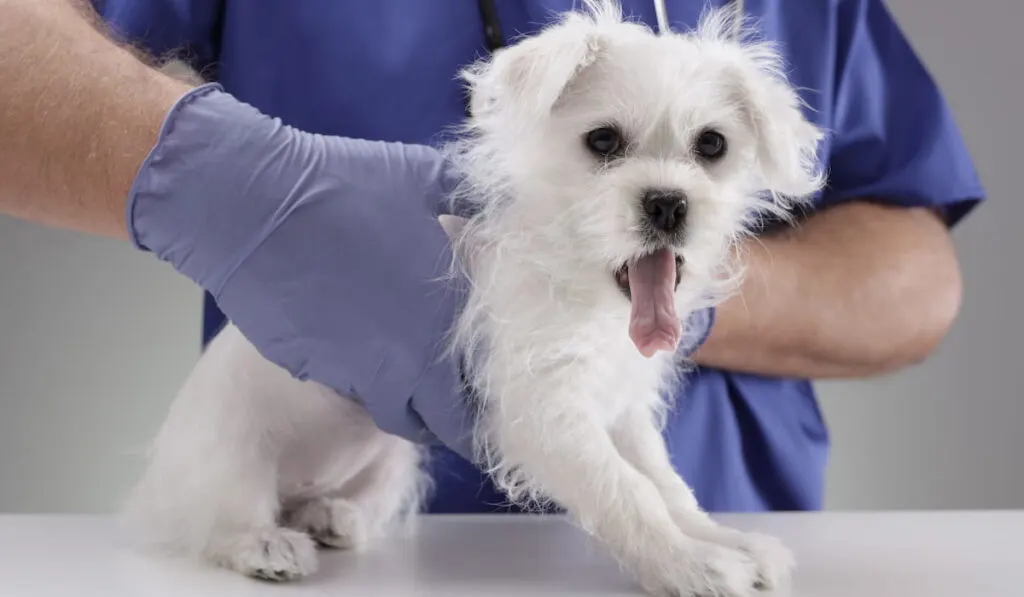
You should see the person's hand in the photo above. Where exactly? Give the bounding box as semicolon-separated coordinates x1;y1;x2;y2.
129;84;475;456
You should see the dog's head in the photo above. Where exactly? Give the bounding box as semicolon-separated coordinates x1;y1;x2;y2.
444;1;824;353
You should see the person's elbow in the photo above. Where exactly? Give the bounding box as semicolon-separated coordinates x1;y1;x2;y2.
879;220;965;371
898;258;963;368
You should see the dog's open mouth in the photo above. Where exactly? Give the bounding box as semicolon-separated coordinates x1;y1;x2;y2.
614;253;683;300
614;249;684;359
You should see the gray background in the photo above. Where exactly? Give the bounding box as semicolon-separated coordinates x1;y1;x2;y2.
0;0;1019;513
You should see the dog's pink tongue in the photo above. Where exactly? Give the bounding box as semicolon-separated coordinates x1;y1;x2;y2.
628;248;682;358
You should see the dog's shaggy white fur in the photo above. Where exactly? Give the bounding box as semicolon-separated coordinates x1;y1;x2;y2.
122;3;824;595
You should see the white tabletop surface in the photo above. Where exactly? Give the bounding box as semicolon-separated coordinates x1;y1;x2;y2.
0;511;1020;596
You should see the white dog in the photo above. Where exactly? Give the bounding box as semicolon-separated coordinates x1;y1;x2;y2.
122;2;824;596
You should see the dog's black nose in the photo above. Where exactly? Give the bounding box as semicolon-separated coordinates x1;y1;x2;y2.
642;189;687;233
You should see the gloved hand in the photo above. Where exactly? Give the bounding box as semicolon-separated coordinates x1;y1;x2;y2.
129;83;473;455
129;84;716;460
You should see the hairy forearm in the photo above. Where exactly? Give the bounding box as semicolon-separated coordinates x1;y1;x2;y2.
692;201;963;379
0;0;191;238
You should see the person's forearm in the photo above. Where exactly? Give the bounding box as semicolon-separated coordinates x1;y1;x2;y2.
0;0;191;238
692;201;963;379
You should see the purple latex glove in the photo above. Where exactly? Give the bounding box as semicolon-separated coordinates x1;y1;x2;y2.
129;84;715;460
130;84;471;455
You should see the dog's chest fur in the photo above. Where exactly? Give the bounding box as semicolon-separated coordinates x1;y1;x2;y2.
582;332;677;426
468;259;681;428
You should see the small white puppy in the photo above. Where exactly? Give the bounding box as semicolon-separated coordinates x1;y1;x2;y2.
123;2;824;596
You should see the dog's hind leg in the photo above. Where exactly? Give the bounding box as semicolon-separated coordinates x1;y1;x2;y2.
121;324;320;581
282;434;426;552
195;436;319;582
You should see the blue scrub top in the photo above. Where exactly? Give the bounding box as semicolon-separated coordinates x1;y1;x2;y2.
95;0;985;513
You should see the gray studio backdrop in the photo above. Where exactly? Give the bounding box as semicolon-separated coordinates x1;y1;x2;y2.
0;0;1019;513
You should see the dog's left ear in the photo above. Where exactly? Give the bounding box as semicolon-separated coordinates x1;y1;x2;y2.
727;50;826;201
465;13;606;120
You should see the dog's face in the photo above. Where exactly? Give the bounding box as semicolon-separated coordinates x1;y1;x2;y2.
450;2;824;352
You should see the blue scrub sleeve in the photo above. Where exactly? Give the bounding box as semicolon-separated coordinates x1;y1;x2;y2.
819;0;985;225
91;0;222;73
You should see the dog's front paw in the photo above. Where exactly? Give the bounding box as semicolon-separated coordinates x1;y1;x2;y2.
672;520;795;592
730;532;795;591
283;497;369;551
210;527;318;581
635;541;759;597
682;542;761;597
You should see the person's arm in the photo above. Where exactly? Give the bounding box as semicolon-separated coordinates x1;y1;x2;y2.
0;0;191;238
692;201;963;378
1;0;480;458
689;0;986;379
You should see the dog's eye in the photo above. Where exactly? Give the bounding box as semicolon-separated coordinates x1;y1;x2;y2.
694;130;727;160
585;127;623;158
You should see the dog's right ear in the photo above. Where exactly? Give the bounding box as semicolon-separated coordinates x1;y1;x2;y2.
464;12;607;120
